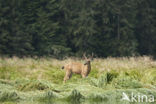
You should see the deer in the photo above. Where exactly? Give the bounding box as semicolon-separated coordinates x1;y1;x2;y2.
61;53;93;83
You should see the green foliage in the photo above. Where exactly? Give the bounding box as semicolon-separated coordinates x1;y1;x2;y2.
125;69;143;80
44;67;65;84
90;74;107;88
0;91;19;102
90;71;118;88
38;90;57;101
0;66;21;80
0;57;156;103
0;0;156;57
87;68;99;78
142;68;156;85
16;80;51;91
112;76;143;89
88;93;109;102
66;89;84;103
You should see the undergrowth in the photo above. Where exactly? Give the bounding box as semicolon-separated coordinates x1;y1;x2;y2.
0;56;156;103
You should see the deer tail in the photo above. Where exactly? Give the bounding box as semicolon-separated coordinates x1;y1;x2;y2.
61;66;64;70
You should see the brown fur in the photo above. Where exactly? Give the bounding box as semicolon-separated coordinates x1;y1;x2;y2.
62;54;93;83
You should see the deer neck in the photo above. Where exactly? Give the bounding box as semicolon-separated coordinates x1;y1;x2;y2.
86;63;91;70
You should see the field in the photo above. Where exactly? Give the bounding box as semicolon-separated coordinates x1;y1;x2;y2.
0;56;156;104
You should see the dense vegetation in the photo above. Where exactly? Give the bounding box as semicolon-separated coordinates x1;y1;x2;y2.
0;0;156;58
0;57;156;103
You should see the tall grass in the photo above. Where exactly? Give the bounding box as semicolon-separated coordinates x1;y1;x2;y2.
0;56;156;103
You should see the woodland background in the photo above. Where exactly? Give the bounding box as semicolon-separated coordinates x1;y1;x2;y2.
0;0;156;58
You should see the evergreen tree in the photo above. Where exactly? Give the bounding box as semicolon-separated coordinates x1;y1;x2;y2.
60;0;97;56
0;0;155;58
135;0;156;56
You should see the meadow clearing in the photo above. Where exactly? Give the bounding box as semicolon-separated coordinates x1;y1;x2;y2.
0;56;156;104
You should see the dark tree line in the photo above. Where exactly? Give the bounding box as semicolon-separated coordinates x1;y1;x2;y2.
0;0;156;58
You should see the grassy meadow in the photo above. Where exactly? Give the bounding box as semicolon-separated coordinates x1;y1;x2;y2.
0;56;156;104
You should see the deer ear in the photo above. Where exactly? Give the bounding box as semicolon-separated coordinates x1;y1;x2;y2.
84;62;87;65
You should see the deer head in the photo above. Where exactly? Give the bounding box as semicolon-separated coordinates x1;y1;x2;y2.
83;53;94;65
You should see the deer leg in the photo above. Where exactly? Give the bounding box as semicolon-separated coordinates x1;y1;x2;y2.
81;73;86;78
81;69;87;78
64;71;72;83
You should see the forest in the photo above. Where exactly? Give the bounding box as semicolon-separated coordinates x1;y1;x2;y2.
0;0;156;104
0;0;156;58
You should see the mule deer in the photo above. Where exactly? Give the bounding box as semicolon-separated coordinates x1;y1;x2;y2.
62;53;93;83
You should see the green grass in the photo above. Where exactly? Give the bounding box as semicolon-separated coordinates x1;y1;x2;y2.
0;56;156;104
